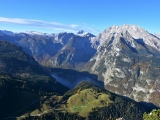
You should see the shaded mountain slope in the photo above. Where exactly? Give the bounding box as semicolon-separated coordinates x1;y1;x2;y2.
0;40;69;93
0;40;45;76
0;41;69;119
0;31;96;69
48;34;96;68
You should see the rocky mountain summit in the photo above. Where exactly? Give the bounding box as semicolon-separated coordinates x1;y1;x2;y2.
85;25;160;106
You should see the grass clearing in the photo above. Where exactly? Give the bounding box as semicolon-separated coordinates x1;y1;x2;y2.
58;88;112;117
30;109;41;115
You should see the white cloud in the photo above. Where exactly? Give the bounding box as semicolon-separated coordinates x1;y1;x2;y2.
0;17;100;34
70;24;79;28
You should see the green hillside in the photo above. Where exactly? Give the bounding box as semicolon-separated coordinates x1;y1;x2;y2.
143;109;160;120
57;88;112;117
62;81;145;120
13;81;146;120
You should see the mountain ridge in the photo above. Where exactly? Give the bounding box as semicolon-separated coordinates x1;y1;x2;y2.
83;25;160;107
0;24;160;108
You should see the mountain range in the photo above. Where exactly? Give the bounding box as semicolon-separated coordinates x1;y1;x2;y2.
0;24;160;119
0;40;146;120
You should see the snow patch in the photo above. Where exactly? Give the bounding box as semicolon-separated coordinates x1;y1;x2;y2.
140;71;144;75
132;84;147;92
114;68;125;78
149;89;156;93
24;31;54;36
146;79;152;85
122;58;131;62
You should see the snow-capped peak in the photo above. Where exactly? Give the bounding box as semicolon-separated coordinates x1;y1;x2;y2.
91;24;160;52
24;31;54;36
77;30;84;34
77;30;88;36
106;24;160;47
105;24;147;38
76;30;95;37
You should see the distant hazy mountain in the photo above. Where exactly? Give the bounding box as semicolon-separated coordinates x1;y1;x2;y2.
0;30;95;68
0;25;160;107
46;32;96;68
0;30;15;35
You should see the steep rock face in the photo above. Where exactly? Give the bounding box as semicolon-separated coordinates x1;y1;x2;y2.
0;40;69;95
84;25;160;106
47;33;96;68
0;31;96;68
0;31;74;64
20;32;74;64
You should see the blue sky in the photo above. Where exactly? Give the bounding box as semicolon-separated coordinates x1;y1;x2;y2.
0;0;160;35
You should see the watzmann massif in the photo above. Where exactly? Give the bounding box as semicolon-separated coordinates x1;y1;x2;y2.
0;24;160;119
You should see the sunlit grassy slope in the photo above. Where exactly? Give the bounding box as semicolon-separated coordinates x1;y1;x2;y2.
58;88;112;117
